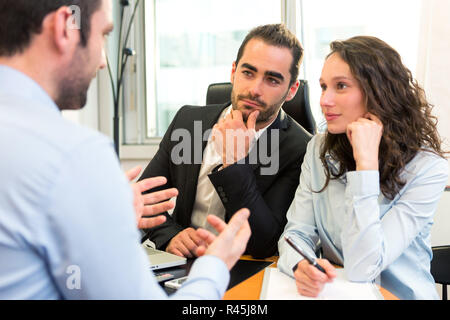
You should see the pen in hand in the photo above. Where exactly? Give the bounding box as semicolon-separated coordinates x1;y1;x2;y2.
285;236;326;274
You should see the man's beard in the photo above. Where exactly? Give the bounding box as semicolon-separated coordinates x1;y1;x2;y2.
54;49;93;111
54;75;91;110
231;87;289;124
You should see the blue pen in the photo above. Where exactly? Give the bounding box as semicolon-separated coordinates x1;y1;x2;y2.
285;236;326;274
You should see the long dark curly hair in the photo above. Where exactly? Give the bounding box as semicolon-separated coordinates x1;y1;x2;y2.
319;36;446;200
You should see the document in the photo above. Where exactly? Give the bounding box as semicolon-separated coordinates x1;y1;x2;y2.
260;267;383;300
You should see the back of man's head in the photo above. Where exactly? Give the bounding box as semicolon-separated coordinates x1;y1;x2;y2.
0;0;102;57
235;24;303;86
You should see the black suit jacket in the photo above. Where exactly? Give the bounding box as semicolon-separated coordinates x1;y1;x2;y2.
140;103;311;258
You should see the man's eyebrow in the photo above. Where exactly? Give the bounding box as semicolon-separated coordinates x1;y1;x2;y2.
241;63;285;82
266;71;284;81
241;63;257;72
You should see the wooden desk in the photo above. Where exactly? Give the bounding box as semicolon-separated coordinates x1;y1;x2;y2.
224;256;399;300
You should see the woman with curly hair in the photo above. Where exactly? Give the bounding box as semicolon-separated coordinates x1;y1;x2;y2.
278;36;448;300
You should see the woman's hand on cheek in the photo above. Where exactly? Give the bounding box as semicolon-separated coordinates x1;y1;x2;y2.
346;113;383;171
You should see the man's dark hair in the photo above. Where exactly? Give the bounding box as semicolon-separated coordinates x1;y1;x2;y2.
0;0;102;57
235;24;303;86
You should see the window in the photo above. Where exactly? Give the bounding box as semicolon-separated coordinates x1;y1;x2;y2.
297;0;422;129
137;0;281;142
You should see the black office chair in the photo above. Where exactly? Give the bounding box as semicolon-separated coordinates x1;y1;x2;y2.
206;80;316;135
431;245;450;300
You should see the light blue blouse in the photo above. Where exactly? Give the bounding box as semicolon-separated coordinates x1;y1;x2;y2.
278;134;448;300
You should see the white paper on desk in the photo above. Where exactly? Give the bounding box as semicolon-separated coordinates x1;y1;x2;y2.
260;268;383;300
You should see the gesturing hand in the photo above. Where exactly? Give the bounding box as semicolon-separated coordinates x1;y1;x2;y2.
212;110;259;168
346;113;383;171
125;166;178;229
194;208;251;270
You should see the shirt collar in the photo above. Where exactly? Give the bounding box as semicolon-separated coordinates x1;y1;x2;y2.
0;65;60;113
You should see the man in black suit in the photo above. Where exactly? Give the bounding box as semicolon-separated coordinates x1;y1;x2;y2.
140;24;311;258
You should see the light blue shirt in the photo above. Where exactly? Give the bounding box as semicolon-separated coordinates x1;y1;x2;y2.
0;65;229;299
278;134;448;300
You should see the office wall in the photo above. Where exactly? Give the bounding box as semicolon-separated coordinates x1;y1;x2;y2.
417;0;450;185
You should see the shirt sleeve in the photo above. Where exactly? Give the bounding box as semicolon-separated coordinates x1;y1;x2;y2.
171;255;230;300
278;138;320;277
44;135;229;299
341;155;449;282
